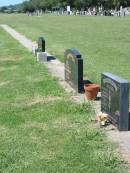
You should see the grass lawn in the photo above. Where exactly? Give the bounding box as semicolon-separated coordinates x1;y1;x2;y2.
0;27;128;172
0;14;130;83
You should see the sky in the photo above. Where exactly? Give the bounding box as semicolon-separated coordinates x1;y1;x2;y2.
0;0;25;7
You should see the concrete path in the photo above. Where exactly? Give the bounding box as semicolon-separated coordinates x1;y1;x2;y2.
0;24;81;95
0;24;65;80
1;24;130;162
1;24;36;52
107;130;130;162
107;131;130;154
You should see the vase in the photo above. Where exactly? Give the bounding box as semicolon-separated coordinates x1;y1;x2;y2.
84;83;100;100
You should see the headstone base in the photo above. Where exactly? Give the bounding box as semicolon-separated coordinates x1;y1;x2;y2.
37;52;47;62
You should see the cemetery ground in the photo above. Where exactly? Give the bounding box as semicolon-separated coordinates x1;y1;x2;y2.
0;14;130;83
0;24;129;173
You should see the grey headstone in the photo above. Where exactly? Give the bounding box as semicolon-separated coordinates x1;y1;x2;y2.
37;52;47;62
101;72;129;131
38;37;45;52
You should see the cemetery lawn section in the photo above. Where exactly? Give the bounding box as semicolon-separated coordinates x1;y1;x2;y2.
0;27;129;173
0;14;130;83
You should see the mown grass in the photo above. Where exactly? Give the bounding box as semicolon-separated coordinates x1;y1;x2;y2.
0;29;127;173
0;27;129;173
0;13;130;83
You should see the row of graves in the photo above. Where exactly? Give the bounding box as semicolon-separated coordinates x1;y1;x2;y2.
26;6;130;17
73;7;130;16
34;37;130;132
28;9;130;17
58;8;130;17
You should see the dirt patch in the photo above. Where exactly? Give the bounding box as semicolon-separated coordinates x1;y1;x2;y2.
25;75;43;82
27;96;62;106
52;118;76;129
52;117;87;130
106;130;130;165
117;145;130;166
0;56;22;62
59;80;76;93
22;122;48;131
0;80;11;87
0;125;9;135
0;96;62;107
0;66;17;72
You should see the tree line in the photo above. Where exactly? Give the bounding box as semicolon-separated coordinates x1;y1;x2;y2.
0;0;130;13
22;0;130;12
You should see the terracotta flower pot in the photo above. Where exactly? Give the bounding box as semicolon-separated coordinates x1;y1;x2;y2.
84;84;100;100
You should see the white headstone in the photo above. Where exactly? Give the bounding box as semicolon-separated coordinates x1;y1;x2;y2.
32;45;38;55
67;6;70;12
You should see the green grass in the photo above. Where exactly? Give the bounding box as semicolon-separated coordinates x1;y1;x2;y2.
0;13;130;83
0;28;128;172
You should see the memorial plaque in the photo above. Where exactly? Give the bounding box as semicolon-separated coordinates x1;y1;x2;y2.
38;37;45;52
101;72;129;131
64;48;83;93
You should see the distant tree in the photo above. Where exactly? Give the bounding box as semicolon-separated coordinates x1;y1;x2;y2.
1;0;130;13
0;6;7;13
22;1;35;12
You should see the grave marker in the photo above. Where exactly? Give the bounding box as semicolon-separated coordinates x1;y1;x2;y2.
37;52;47;62
64;48;83;93
101;72;129;131
38;37;45;52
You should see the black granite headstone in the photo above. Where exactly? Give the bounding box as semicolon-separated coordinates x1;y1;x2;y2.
64;48;83;93
38;37;45;52
101;72;129;131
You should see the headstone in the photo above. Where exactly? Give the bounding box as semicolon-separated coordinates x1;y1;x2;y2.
37;52;47;62
64;48;83;93
38;37;45;52
67;6;71;12
101;72;129;131
32;45;38;55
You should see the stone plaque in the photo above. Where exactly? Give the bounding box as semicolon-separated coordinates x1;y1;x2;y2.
38;37;45;52
101;72;129;131
64;48;83;93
